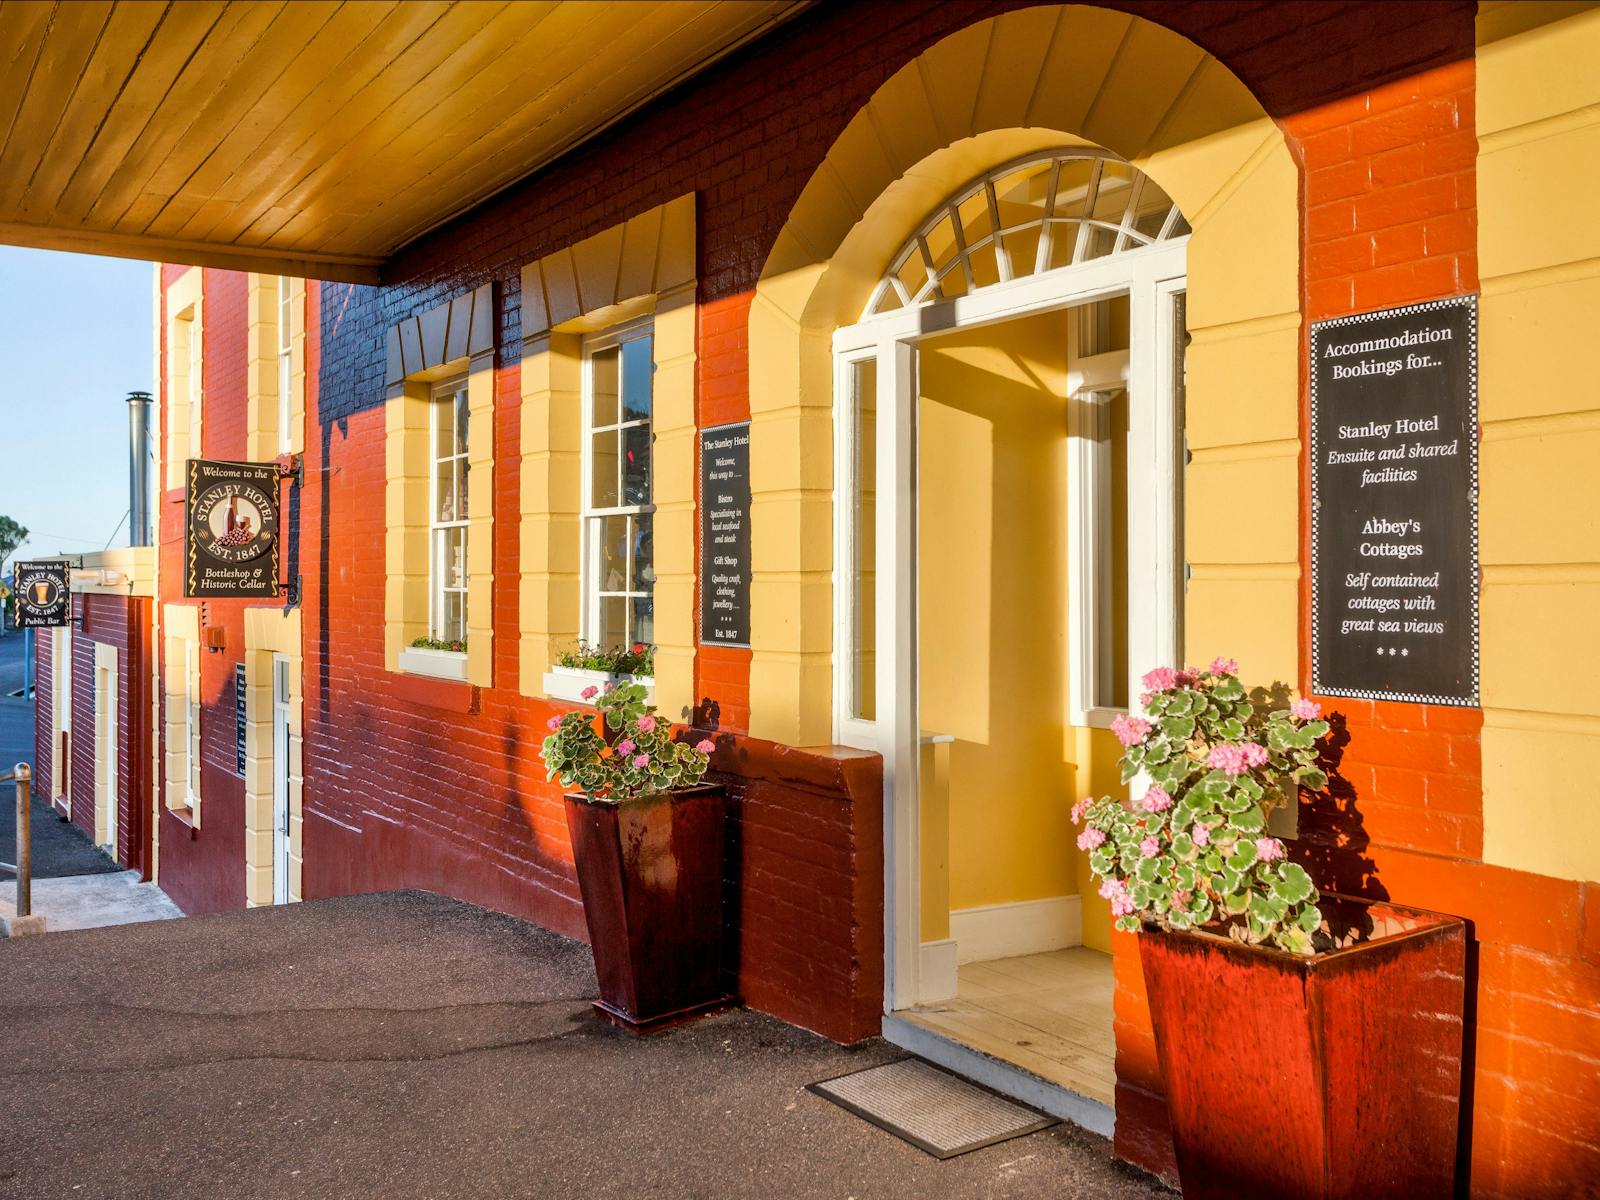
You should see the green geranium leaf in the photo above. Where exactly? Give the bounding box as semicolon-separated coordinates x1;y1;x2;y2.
1229;807;1265;834
1297;903;1323;933
1228;840;1258;871
1275;862;1314;904
1161;716;1195;741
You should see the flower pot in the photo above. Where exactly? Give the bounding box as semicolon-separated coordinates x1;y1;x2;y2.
564;784;731;1032
1139;895;1466;1200
543;665;654;706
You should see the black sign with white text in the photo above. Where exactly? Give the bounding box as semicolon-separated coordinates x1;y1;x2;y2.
185;459;280;598
234;662;248;776
699;423;751;647
12;561;70;628
1311;295;1478;706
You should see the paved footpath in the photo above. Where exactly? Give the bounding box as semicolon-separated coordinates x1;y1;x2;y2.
0;891;1169;1200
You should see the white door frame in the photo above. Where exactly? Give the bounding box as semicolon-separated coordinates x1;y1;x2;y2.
271;653;291;905
831;238;1189;1012
94;644;118;855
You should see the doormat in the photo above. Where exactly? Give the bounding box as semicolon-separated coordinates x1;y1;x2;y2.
808;1057;1057;1159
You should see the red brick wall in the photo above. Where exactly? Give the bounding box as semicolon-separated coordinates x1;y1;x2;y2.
61;594;143;869
154;266;262;916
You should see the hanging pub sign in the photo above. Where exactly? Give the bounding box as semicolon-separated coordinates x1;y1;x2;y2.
185;459;281;599
1310;294;1479;707
699;422;751;648
12;560;70;628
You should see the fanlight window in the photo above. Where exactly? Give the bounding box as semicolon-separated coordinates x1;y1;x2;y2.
864;151;1189;318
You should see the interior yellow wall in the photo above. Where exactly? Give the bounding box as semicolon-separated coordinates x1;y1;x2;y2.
918;311;1122;940
1476;1;1600;883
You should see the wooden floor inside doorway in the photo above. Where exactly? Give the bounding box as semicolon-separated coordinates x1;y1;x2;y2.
903;946;1116;1106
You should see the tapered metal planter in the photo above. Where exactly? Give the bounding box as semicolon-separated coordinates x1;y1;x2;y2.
565;785;731;1032
1139;896;1466;1200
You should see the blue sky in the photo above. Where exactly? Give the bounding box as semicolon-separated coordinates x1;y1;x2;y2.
0;247;153;569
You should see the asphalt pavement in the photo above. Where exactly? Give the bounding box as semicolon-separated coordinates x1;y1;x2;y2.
0;890;1169;1200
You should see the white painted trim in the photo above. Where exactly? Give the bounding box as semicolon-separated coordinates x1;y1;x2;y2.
918;939;959;1002
951;895;1083;965
882;1014;1114;1138
542;664;655;706
397;646;470;682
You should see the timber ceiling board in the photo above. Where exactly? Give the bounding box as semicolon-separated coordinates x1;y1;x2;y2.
0;0;803;282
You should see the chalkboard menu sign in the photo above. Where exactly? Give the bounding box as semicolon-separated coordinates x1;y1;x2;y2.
234;662;248;776
1310;295;1478;706
185;459;281;598
12;561;70;628
699;422;751;647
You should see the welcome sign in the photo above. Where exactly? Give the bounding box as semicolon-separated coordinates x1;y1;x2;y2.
1310;295;1478;706
12;560;70;628
185;459;281;598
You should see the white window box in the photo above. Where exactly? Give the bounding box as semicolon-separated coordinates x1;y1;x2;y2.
543;665;654;706
399;646;470;682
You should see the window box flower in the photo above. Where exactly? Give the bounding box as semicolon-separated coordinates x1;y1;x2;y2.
398;644;468;682
542;665;654;706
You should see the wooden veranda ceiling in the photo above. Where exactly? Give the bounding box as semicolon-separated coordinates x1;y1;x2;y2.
0;0;802;282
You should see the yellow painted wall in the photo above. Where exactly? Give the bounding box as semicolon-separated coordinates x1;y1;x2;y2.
1476;1;1600;883
749;5;1301;746
916;310;1118;952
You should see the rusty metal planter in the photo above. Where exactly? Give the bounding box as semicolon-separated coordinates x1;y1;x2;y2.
1139;896;1466;1200
565;785;731;1032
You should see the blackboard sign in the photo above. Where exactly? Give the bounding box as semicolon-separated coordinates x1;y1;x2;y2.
12;561;70;628
234;662;248;776
699;422;751;647
1310;295;1478;706
185;459;280;598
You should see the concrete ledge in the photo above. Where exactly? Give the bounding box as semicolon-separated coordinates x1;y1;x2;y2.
1;913;47;938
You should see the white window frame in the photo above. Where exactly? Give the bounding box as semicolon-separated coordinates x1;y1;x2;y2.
184;638;202;818
427;374;470;645
579;317;656;652
272;653;292;905
277;275;293;457
187;299;203;461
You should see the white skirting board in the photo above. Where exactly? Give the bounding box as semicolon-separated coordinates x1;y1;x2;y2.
950;895;1082;965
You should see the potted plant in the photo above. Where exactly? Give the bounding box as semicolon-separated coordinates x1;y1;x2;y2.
542;681;725;1031
1073;659;1466;1200
398;635;469;681
542;641;654;705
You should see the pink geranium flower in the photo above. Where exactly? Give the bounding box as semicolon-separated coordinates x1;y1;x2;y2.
1242;742;1270;769
632;753;650;769
1256;837;1285;863
1098;878;1125;902
545;716;561;731
1077;827;1106;851
616;738;635;756
1192;824;1211;847
1209;656;1238;676
695;739;715;753
1290;698;1321;721
1110;892;1137;917
637;715;657;733
1141;786;1172;813
1140;666;1179;694
1139;836;1160;859
1111;715;1153;748
580;685;599;700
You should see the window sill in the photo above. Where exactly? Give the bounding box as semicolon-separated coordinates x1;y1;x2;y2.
167;804;201;838
544;665;654;706
398;646;470;682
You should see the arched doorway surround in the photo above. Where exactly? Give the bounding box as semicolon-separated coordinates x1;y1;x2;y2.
747;3;1301;748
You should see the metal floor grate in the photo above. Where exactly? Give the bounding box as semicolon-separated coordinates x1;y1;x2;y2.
808;1057;1058;1159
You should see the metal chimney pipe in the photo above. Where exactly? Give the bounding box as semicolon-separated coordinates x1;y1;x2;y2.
126;390;153;547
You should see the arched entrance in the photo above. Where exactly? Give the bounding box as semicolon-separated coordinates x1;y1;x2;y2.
749;4;1301;1133
833;146;1187;1124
